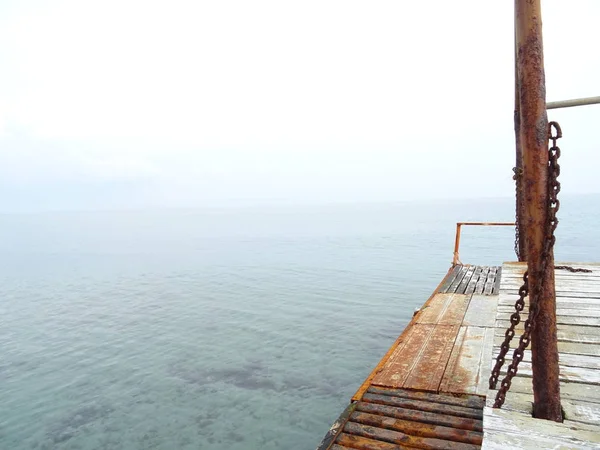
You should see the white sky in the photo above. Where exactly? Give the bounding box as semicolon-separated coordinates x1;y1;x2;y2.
0;0;598;211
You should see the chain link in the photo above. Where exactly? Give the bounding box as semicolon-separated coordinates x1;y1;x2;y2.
491;121;563;408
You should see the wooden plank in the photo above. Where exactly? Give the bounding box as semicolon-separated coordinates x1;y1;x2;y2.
496;315;600;327
465;266;483;295
355;402;483;432
415;294;471;326
447;266;469;294
335;433;410;450
440;326;495;396
484;267;497;295
496;306;600;316
438;265;463;293
492;267;502;294
503;374;600;403
373;324;460;391
463;295;498;327
349;412;483;446
483;407;600;449
496;361;600;385
343;421;482;450
361;394;483;420
475;266;489;295
488;387;600;425
494;324;600;342
456;266;476;295
492;348;600;369
366;387;485;409
492;334;600;356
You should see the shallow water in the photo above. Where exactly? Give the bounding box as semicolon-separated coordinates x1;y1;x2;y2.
1;195;598;449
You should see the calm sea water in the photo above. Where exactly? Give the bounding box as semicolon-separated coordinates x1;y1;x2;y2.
1;195;599;450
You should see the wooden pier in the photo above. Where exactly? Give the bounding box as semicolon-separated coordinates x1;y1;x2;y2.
316;262;600;449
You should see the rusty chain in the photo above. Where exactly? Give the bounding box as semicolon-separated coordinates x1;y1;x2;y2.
513;166;523;260
490;121;563;408
555;265;592;273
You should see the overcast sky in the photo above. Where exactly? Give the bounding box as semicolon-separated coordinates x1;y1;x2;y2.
0;0;598;212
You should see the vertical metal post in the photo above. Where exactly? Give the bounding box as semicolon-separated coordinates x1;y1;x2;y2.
516;0;562;421
514;0;527;262
452;223;462;266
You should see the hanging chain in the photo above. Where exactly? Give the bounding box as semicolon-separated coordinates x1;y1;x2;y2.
490;121;563;408
513;166;523;260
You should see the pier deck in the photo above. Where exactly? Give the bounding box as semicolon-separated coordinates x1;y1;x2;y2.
317;262;600;450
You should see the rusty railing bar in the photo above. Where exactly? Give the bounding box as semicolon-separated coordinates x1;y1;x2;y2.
547;96;600;110
452;222;516;266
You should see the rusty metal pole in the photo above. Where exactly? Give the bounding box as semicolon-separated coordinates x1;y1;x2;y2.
514;0;527;262
516;0;562;421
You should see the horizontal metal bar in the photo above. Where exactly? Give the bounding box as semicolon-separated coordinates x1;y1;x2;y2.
456;222;516;226
547;96;600;110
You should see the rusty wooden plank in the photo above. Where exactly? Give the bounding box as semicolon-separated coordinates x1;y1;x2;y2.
355;402;483;432
361;394;483;420
414;294;471;326
447;266;469;293
349;412;483;445
335;433;410;449
372;324;460;390
402;325;461;391
465;266;483;295
366;387;485;410
456;266;476;294
343;421;481;450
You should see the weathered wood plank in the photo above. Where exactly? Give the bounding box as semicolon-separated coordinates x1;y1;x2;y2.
350;412;483;446
498;371;600;403
492;267;502;294
361;394;483;420
483;407;600;449
438;265;463;293
366;387;484;409
415;294;471;326
484;267;497;296
456;266;476;295
495;325;600;343
447;266;469;294
492;348;600;370
492;334;600;356
475;266;489;295
440;326;495;396
373;324;460;391
355;402;483;432
463;295;498;327
497;361;600;385
465;266;483;295
343;421;482;449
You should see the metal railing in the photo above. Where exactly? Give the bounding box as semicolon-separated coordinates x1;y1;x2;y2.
452;222;516;266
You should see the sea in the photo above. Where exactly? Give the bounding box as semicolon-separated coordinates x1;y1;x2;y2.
1;195;599;450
